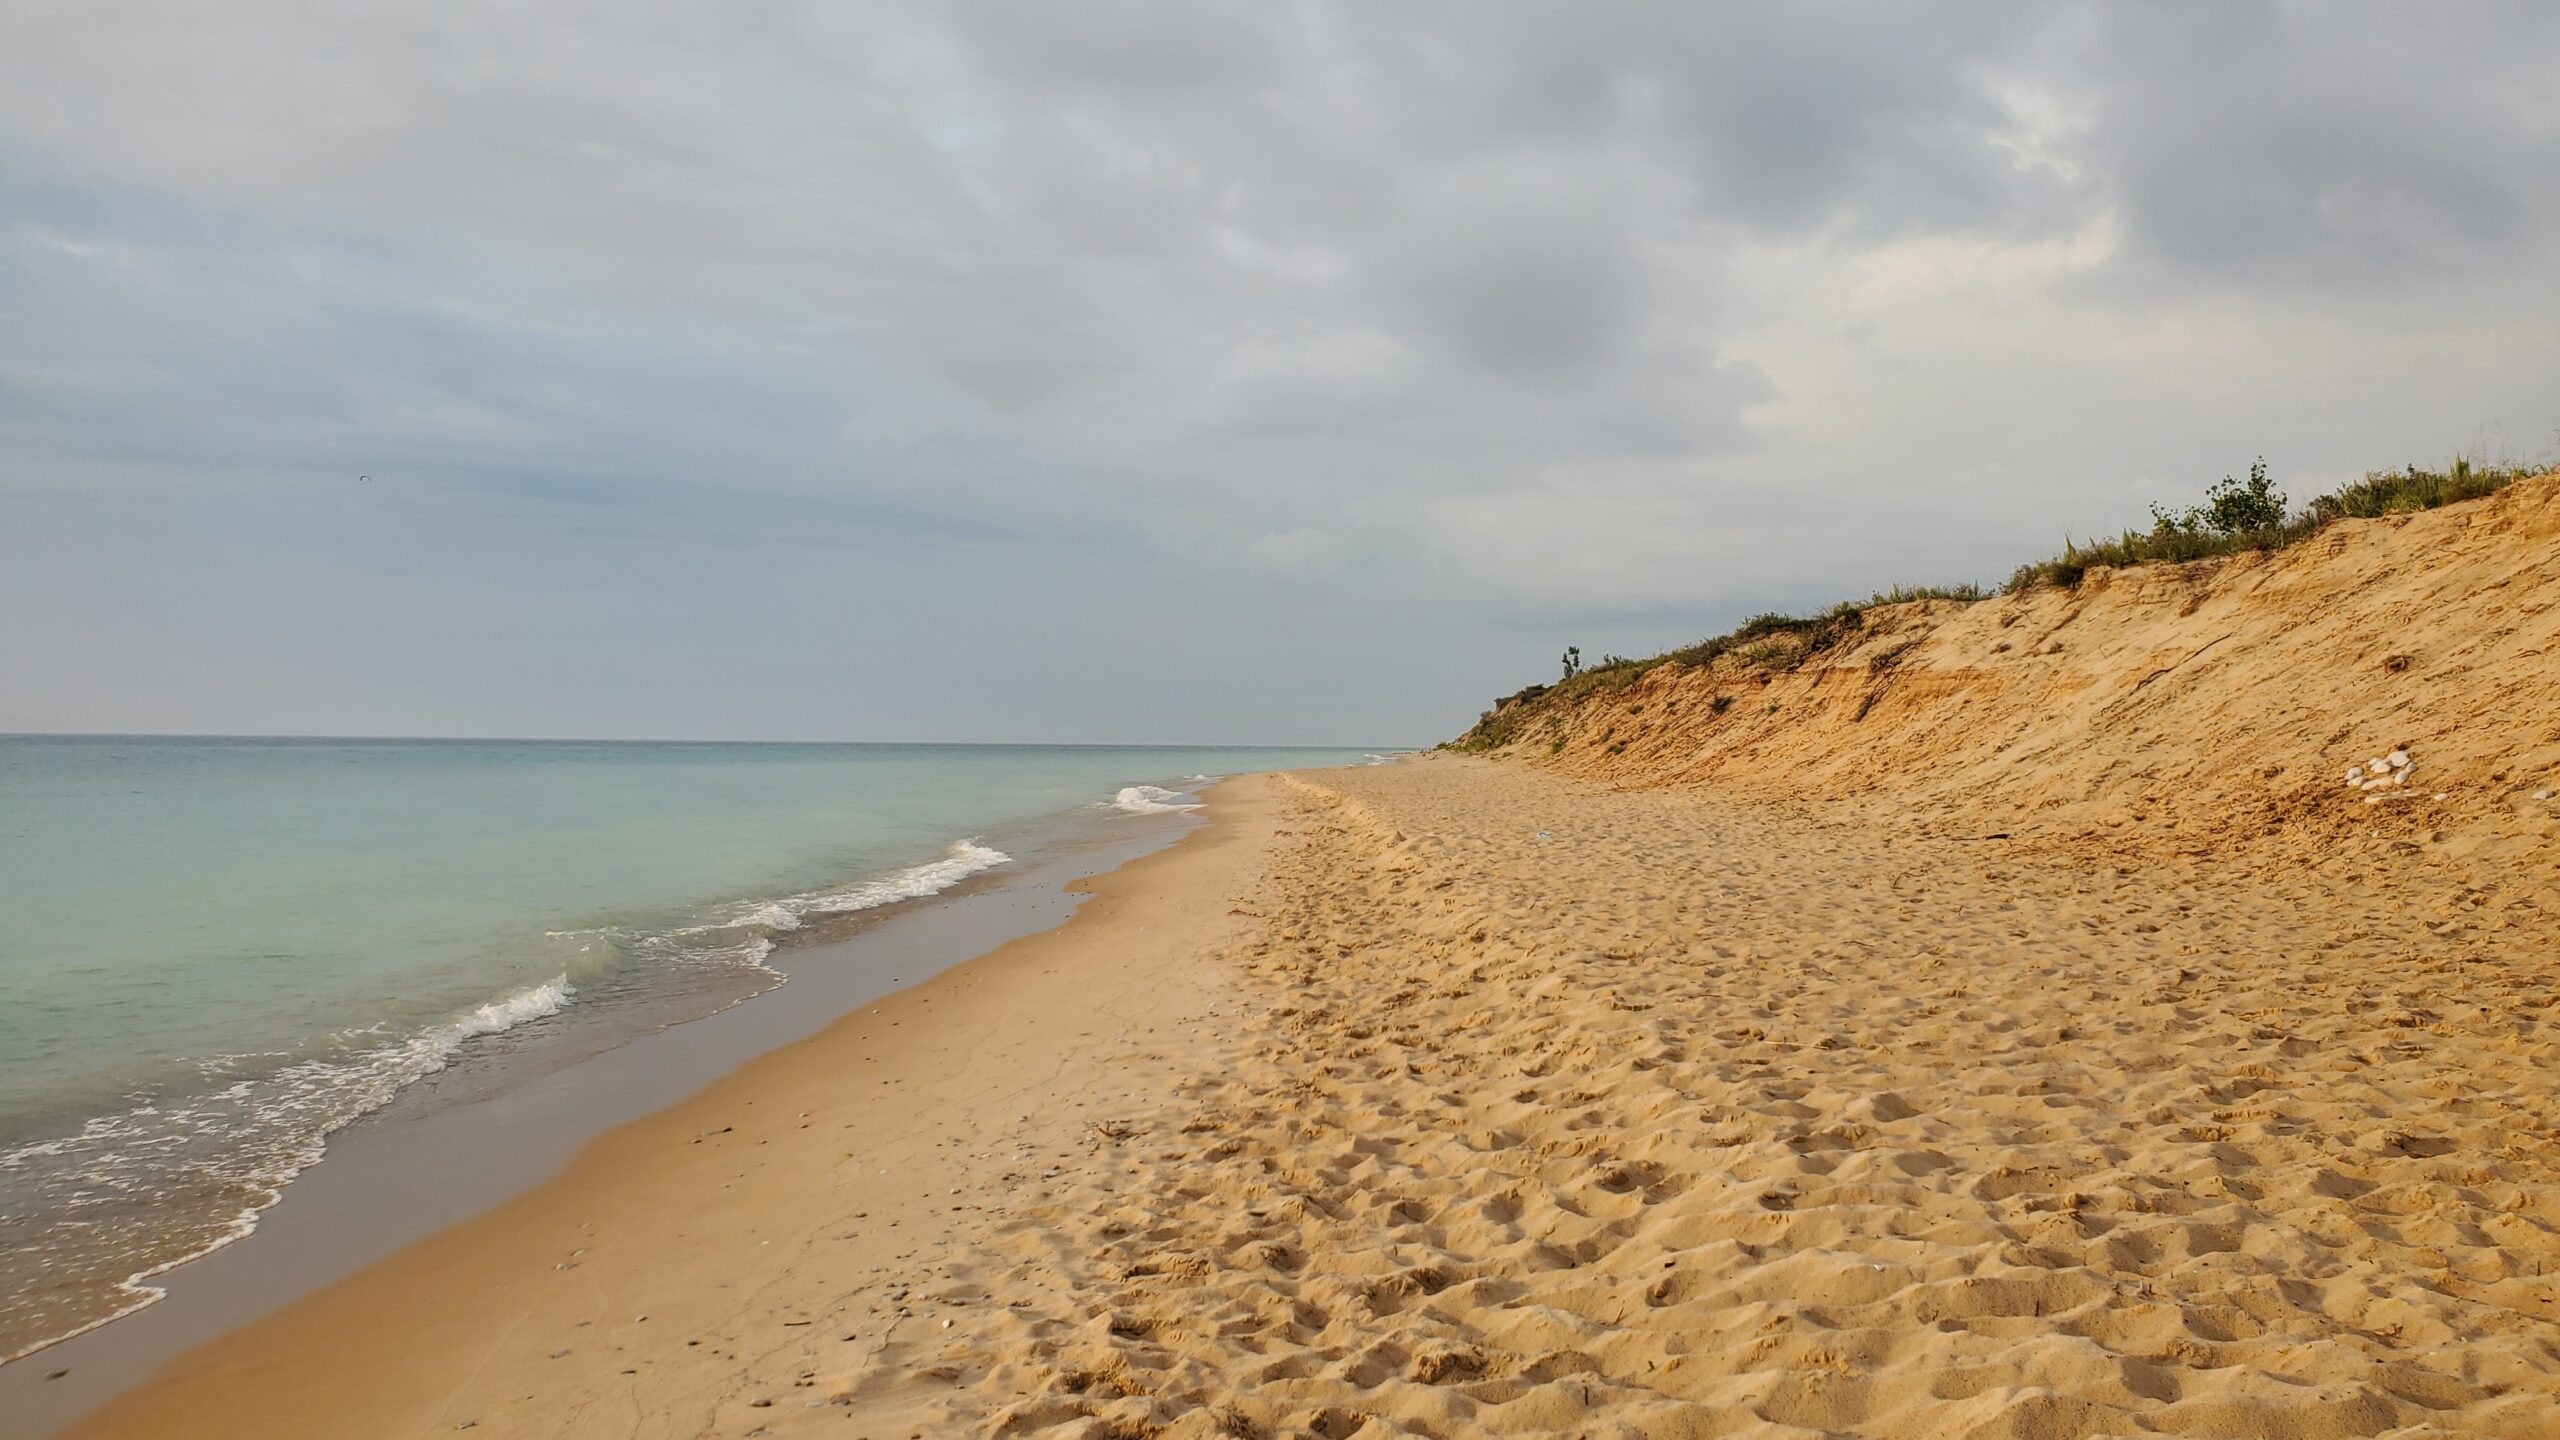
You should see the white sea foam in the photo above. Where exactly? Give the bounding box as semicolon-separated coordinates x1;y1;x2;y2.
1;974;576;1180
1109;784;1202;815
0;973;576;1362
3;836;1023;1361
427;975;575;1054
682;839;1012;938
771;839;1010;927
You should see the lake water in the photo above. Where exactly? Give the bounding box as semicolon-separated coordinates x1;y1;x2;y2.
0;736;1387;1361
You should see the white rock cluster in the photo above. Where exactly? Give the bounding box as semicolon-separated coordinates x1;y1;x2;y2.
2345;748;2414;794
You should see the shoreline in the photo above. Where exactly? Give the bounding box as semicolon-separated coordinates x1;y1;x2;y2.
27;754;2560;1435
1;848;1008;1376
6;794;1231;1439
0;738;1388;1381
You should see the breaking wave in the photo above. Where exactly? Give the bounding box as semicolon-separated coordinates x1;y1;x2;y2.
1108;784;1202;815
0;838;1013;1363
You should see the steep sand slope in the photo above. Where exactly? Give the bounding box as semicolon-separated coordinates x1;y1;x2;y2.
1465;473;2560;871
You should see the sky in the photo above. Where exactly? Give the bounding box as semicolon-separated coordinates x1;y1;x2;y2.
3;3;2555;745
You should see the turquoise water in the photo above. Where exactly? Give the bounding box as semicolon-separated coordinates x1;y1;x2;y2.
0;736;1386;1359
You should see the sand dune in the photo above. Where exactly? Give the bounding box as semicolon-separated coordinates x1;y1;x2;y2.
1474;471;2560;870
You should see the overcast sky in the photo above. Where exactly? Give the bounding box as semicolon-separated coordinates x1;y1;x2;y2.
4;3;2554;744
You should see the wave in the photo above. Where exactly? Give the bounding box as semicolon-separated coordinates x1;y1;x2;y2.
0;838;1012;1363
0;973;574;1362
1109;784;1202;815
439;974;575;1046
718;839;1010;933
550;839;1011;985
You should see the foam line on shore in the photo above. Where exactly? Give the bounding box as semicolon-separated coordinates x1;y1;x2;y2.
3;838;1011;1365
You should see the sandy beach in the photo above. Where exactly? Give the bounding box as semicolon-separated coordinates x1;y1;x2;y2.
54;737;2560;1437
45;472;2560;1440
15;7;2560;1436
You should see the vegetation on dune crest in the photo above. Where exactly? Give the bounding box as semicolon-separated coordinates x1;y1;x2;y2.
1451;453;2550;751
2005;455;2543;592
2152;457;2288;537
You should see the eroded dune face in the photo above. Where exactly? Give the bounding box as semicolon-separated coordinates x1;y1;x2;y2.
883;763;2559;1438
1476;472;2560;870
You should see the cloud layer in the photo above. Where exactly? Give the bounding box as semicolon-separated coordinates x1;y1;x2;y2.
4;3;2555;741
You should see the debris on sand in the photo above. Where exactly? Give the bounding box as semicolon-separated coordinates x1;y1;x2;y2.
2345;747;2414;793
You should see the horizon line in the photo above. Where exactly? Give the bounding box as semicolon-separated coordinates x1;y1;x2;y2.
0;729;1419;750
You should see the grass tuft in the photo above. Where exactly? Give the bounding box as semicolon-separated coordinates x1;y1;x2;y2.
2004;456;2543;594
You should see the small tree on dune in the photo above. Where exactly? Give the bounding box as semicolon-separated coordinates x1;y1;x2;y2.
2152;457;2287;535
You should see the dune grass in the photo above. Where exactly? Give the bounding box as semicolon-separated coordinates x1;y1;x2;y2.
2003;457;2541;593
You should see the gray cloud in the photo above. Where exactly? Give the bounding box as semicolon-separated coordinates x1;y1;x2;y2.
2080;4;2560;285
2;3;2554;741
